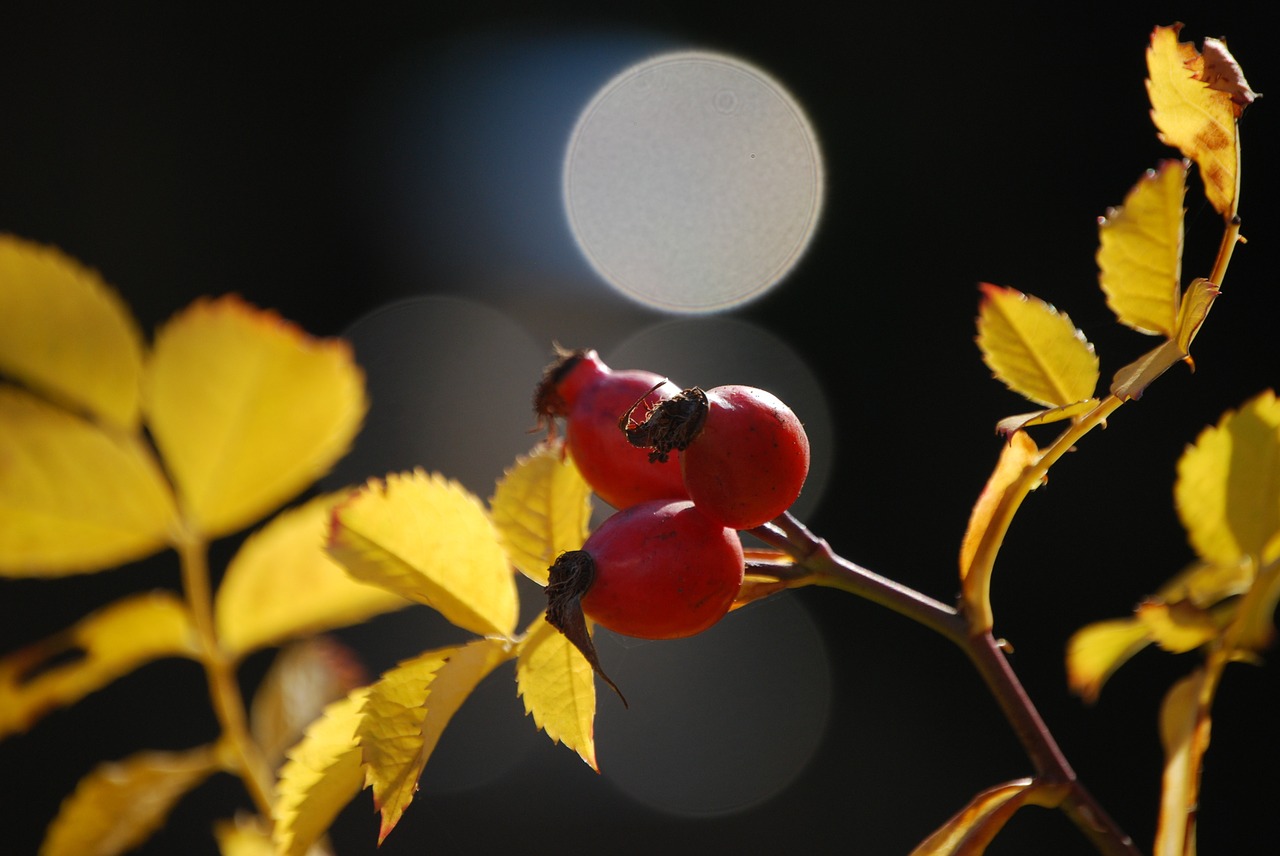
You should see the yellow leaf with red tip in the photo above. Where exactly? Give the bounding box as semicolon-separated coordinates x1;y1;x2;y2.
327;470;518;638
490;441;593;586
273;689;370;856
516;612;597;770
0;591;198;738
216;493;410;659
1097;161;1186;336
142;295;366;539
0;235;145;430
1146;25;1253;216
0;386;178;576
40;744;220;856
357;639;512;844
976;285;1098;409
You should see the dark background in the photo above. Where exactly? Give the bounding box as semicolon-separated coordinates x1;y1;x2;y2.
2;2;1278;854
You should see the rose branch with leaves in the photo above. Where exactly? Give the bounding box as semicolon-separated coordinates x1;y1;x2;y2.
0;23;1270;856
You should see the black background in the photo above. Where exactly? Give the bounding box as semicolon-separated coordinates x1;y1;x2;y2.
2;2;1278;854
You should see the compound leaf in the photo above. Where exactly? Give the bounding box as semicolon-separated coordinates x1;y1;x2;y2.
327;470;518;638
1066;618;1152;703
357;638;511;843
977;284;1098;409
40;744;220;856
491;441;592;586
216;493;410;659
1146;25;1254;216
142;295;366;539
516;612;597;770
0;385;178;576
273;689;370;856
1175;391;1280;569
910;778;1046;856
0;235;145;430
1097;161;1186;336
0;591;198;738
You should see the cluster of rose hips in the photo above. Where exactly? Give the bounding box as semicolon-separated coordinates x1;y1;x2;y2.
534;348;810;694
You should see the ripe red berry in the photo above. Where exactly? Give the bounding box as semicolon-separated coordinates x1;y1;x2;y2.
534;349;688;509
623;385;810;529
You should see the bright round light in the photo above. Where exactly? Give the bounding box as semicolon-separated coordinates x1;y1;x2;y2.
564;51;823;312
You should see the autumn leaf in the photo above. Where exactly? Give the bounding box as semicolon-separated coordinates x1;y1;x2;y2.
215;493;410;659
273;689;370;856
327;470;519;638
40;744;221;856
976;284;1098;409
1066;618;1153;704
1155;669;1210;856
1146;24;1252;217
1137;600;1222;654
910;778;1049;856
0;235;146;430
993;399;1098;436
1174;390;1280;568
1109;279;1219;401
959;430;1041;632
357;638;512;843
142;295;367;539
0;385;178;576
1097;161;1187;336
516;612;598;770
490;441;593;586
0;591;198;738
249;637;366;768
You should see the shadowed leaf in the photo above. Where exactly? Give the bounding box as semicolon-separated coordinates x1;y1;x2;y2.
216;493;410;659
1097;161;1186;336
273;689;370;856
910;778;1047;856
142;295;366;539
1109;279;1217;401
977;284;1098;409
1175;390;1280;568
0;385;178;576
0;235;145;429
357;639;512;843
327;470;519;637
490;440;592;586
0;591;198;738
516;612;597;770
1156;669;1210;856
1146;25;1249;216
40;744;220;856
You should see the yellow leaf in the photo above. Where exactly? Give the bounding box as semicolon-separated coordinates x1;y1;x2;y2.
142;295;367;539
40;744;220;856
910;778;1048;856
0;591;198;738
357;638;511;843
1155;557;1254;608
1236;557;1280;651
250;638;366;769
959;430;1040;632
1173;277;1219;358
1137;600;1220;654
0;235;145;429
1097;161;1186;336
1175;391;1280;568
216;493;411;659
976;284;1098;409
1066;618;1152;703
1146;25;1245;216
0;385;178;576
1156;669;1210;856
490;441;592;586
328;470;519;638
993;399;1097;436
273;689;369;856
516;612;597;770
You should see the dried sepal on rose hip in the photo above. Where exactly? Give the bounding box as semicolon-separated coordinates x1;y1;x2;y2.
534;347;688;510
622;385;810;530
546;499;745;704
